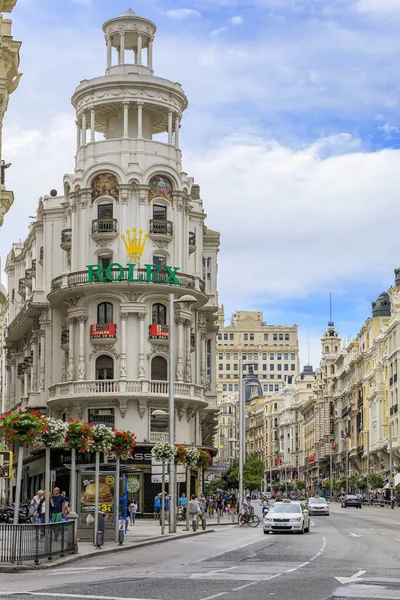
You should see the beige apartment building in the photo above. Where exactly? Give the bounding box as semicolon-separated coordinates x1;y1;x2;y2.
216;308;300;400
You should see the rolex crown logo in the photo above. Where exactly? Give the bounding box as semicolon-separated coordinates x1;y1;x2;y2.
121;228;149;259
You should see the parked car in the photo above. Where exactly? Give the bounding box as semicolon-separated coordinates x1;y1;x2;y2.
341;494;362;509
307;497;329;516
263;500;310;534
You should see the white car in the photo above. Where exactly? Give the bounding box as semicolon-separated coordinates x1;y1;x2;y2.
263;500;310;534
307;497;329;516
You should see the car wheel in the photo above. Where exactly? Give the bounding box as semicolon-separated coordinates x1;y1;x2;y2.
305;522;310;533
299;523;305;535
263;530;269;535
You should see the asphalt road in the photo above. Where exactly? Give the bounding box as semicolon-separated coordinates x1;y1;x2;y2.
3;502;400;599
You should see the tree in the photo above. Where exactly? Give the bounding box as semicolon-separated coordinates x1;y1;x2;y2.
296;480;306;491
220;457;265;491
368;473;384;490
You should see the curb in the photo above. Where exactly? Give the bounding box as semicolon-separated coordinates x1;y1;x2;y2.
0;529;215;573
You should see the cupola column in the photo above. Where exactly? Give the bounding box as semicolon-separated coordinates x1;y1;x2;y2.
168;111;173;145
137;101;143;138
39;328;45;390
120;313;128;379
77;315;87;380
81;112;87;145
176;317;184;381
148;40;153;70
138;312;146;379
107;38;112;69
76;122;81;150
184;319;192;383
90;108;95;142
175;115;180;149
119;32;125;64
67;317;75;381
137;34;143;65
123;101;129;138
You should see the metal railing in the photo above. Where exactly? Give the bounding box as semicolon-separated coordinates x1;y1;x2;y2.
92;218;117;235
0;522;75;565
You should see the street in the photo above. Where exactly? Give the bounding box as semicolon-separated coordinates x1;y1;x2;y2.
2;502;400;599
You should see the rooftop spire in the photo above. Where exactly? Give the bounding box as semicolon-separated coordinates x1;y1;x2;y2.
120;8;137;17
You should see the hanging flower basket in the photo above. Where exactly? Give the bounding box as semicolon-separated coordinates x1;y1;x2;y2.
0;411;46;446
37;418;68;447
185;447;200;468
152;443;176;463
111;430;136;460
197;449;212;469
92;424;115;454
175;445;188;464
65;421;94;453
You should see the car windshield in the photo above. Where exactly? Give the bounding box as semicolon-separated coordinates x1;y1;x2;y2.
309;498;327;504
271;504;301;514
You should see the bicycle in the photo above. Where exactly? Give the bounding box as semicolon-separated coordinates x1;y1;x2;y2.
239;512;260;527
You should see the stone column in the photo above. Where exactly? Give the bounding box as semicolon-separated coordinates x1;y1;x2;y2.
107;38;112;69
168;111;173;145
90;108;95;142
32;331;39;391
123;101;129;138
176;317;184;381
138;312;146;379
10;358;16;407
77;316;87;381
81;112;87;145
119;32;125;64
200;332;206;387
137;34;143;65
137;101;143;138
184;319;192;383
76;122;81;151
148;40;153;71
175;115;180;149
120;313;128;379
39;328;46;390
23;369;28;399
67;318;75;381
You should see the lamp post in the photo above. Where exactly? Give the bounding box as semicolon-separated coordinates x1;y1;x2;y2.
382;423;394;508
168;293;196;533
239;359;244;506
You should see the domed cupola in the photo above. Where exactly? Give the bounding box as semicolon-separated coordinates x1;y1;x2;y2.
372;291;391;318
244;365;263;402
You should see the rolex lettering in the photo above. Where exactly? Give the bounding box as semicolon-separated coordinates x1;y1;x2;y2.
86;262;182;285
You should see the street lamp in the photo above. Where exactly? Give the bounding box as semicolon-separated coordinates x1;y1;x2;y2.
382;423;394;509
168;293;196;533
360;429;370;486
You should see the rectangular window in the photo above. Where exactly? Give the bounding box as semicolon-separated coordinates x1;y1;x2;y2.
270;364;274;371
226;374;231;379
284;353;288;360
275;385;279;391
219;364;223;371
223;384;227;391
274;403;278;410
230;333;234;340
277;353;282;360
153;204;167;220
279;334;283;340
273;334;277;341
263;385;268;391
285;333;289;340
248;353;252;360
284;364;289;371
262;353;267;360
218;353;223;360
291;364;296;371
226;364;231;371
270;375;274;379
262;375;267;379
228;384;233;391
218;333;222;340
153;255;166;268
242;364;246;370
202;257;211;280
277;364;282;371
242;353;246;359
219;374;223;379
250;333;254;341
244;333;248;340
234;384;238;391
269;385;274;391
234;353;238;360
254;353;258;359
98;203;113;220
270;353;274;359
224;333;228;340
226;353;231;360
264;333;268;341
254;364;258;371
263;364;267;371
277;375;282;379
234;364;238;371
307;383;312;389
88;408;115;428
291;353;295;360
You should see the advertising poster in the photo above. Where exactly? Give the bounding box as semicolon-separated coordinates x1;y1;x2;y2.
79;472;115;528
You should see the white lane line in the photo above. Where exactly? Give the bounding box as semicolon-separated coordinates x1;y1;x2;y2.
231;582;257;591
381;533;388;536
197;566;238;577
349;532;363;537
370;528;375;531
396;538;400;542
200;594;227;600
23;595;159;600
49;567;112;575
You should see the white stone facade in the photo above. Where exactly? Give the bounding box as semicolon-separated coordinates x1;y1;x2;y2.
4;10;220;496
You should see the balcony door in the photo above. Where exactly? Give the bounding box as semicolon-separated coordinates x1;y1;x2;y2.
151;356;167;381
96;355;114;380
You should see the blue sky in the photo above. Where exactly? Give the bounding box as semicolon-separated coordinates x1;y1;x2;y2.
2;0;400;366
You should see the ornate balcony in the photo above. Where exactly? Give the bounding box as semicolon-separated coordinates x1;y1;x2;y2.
189;232;196;254
149;219;173;241
48;379;207;410
60;229;72;251
90;323;117;344
91;218;118;240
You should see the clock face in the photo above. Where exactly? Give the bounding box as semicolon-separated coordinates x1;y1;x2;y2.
128;477;140;493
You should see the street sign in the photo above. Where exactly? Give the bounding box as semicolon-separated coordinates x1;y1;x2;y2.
206;466;228;473
389;477;395;488
0;451;13;479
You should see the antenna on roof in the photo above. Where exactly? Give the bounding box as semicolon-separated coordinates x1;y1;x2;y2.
307;327;311;365
330;292;332;323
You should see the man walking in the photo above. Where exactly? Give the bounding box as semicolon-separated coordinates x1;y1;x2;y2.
50;487;67;540
188;494;199;531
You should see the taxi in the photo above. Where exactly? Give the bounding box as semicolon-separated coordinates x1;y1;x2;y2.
263;499;310;534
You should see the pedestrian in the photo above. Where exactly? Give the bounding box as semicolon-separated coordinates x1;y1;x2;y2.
154;493;161;519
188;494;199;531
129;498;138;525
179;492;187;515
33;490;45;524
50;487;67;540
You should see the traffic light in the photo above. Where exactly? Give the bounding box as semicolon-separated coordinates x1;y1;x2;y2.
0;451;13;478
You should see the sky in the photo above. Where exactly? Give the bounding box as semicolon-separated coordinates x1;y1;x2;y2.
1;0;400;367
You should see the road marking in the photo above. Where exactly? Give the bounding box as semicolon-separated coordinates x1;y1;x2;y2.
381;532;388;536
231;583;257;591
370;528;375;531
200;594;227;600
22;595;159;600
195;566;238;578
49;567;112;575
395;538;400;542
349;532;363;537
335;569;366;584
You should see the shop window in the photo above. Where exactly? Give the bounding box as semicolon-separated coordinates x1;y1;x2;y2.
151;356;168;381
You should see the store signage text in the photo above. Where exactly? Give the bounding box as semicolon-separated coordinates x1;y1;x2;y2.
86;263;182;285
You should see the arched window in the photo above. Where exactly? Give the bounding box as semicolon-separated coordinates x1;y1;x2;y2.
325;346;329;353
97;302;113;324
96;355;114;380
152;303;167;325
151;356;167;381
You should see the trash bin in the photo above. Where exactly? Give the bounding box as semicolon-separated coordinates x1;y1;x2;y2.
95;511;105;547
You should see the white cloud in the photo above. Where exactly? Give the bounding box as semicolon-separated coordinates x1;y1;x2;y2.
210;27;227;36
228;15;244;25
355;0;400;14
166;8;202;19
70;0;91;4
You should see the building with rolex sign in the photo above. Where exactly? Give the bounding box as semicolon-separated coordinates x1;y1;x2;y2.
4;9;220;513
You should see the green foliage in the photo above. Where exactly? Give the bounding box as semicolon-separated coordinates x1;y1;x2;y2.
338;476;347;490
368;473;385;490
356;476;368;491
296;480;306;491
220;457;265;491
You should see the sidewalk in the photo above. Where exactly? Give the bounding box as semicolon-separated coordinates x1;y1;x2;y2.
0;519;215;573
